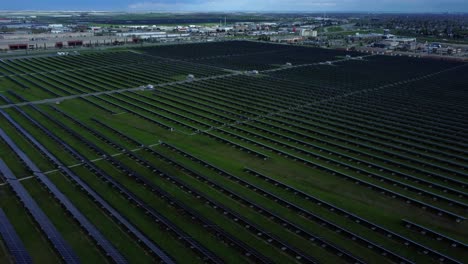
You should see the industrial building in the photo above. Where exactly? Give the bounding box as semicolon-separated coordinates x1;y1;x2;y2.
300;29;318;37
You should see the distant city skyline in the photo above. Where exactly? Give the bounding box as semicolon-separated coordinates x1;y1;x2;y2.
1;0;468;12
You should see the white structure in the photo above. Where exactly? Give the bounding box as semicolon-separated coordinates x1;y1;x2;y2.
117;32;166;37
300;29;318;37
90;27;102;32
48;24;63;28
218;27;234;31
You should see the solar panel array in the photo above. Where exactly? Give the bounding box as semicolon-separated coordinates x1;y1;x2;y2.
0;111;127;264
0;98;175;264
0;41;466;263
0;208;32;264
0;158;80;264
52;106;275;264
28;104;224;264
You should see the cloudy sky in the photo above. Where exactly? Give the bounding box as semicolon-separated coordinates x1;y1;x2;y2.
1;0;467;12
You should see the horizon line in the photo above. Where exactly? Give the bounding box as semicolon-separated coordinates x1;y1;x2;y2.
1;10;468;14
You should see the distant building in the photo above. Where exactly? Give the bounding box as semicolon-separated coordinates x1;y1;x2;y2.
383;34;396;39
8;44;28;50
48;24;64;28
349;33;384;41
117;32;166;37
373;40;399;49
217;27;233;32
67;40;83;47
431;46;461;55
90;26;102;32
395;37;416;43
0;18;13;23
249;31;278;36
300;29;317;37
430;43;442;49
271;36;303;43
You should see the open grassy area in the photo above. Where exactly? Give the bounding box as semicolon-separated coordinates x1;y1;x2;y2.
326;26;344;32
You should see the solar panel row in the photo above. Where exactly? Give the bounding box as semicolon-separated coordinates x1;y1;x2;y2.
52;106;273;264
242;168;465;264
46;105;328;264
30;104;223;264
0;110;127;264
0;157;80;264
3;101;175;264
402;219;468;249
162;142;463;264
213;127;466;223
89;114;329;263
0;208;33;264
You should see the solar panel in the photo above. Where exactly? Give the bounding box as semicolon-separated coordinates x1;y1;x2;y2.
0;158;80;264
0;209;33;264
28;106;220;263
0;115;127;263
51;108;272;263
4;104;174;263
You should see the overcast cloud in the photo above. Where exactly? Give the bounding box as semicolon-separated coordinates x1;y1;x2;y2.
1;0;467;12
127;0;468;12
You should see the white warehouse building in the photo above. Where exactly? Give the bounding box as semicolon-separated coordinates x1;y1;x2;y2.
300;29;318;37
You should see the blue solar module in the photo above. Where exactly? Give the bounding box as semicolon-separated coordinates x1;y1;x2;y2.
52;106;272;264
0;209;33;264
0;117;127;264
27;104;221;263
0;104;174;264
0;158;80;264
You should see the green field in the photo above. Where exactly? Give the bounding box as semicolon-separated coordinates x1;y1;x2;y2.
0;40;466;264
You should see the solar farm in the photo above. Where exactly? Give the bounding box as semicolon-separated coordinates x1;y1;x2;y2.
0;40;466;264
